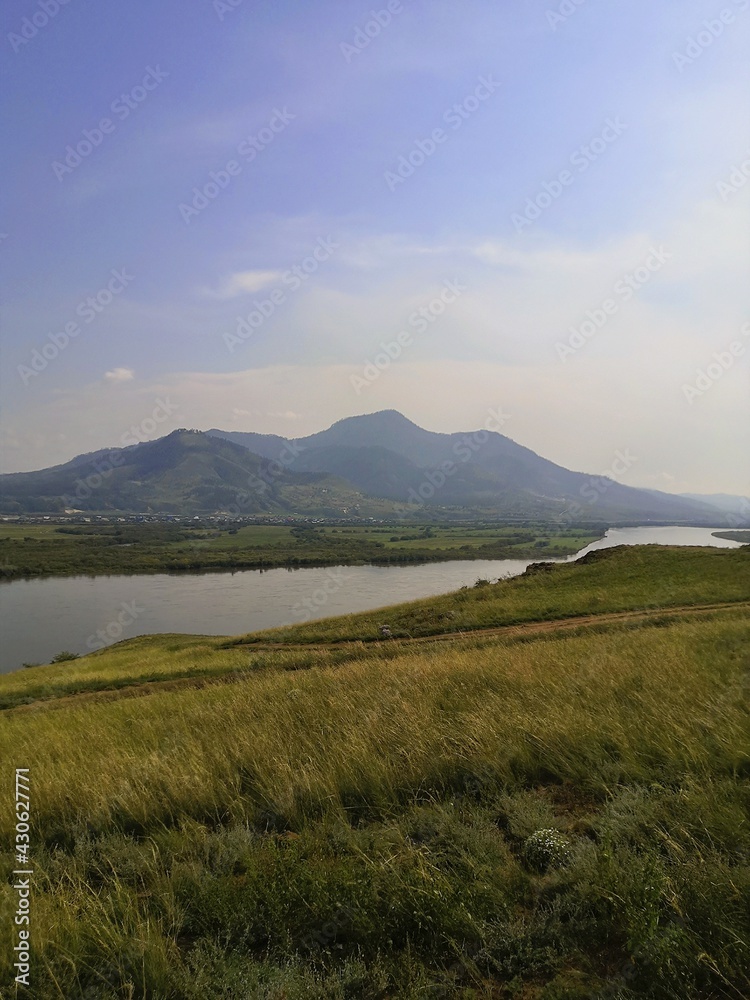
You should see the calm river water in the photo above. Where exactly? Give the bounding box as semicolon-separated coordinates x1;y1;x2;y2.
0;526;742;674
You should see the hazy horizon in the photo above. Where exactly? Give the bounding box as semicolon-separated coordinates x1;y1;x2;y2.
2;0;748;493
3;409;748;505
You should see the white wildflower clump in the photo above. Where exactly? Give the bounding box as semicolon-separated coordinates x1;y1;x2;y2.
523;828;573;873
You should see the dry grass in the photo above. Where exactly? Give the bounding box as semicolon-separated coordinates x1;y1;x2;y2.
0;546;748;998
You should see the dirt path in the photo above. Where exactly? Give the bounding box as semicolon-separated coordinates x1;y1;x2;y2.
7;600;748;713
238;599;750;649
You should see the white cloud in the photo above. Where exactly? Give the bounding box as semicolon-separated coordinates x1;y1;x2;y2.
204;270;285;299
104;367;135;382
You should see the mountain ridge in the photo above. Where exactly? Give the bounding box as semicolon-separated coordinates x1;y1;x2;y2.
0;413;740;523
209;411;726;523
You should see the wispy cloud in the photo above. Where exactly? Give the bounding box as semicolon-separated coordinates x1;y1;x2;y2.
203;270;286;299
104;367;135;382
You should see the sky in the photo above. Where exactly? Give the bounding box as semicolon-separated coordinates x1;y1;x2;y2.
1;0;748;494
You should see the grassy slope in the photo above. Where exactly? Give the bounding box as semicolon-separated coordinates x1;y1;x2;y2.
0;546;748;999
713;530;750;544
1;546;746;710
235;544;750;643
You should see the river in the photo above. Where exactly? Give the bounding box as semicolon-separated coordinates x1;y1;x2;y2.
0;526;742;674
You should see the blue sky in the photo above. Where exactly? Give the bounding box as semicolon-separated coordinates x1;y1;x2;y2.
1;0;748;493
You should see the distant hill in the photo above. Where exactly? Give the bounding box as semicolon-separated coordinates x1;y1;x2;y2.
680;493;750;519
1;412;732;522
0;430;384;517
213;410;723;523
207;411;723;523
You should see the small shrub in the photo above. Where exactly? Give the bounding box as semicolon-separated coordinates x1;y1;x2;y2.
51;650;79;663
523;829;572;873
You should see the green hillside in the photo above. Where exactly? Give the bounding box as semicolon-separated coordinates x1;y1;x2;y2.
1;546;748;998
0;430;389;518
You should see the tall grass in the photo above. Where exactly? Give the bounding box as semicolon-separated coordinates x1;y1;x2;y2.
1;610;749;998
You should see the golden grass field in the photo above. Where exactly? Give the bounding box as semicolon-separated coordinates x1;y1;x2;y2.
0;544;748;998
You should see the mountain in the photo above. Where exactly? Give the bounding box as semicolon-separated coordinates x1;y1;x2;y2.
0;430;384;517
680;493;750;519
1;413;731;522
214;410;722;523
203;429;294;462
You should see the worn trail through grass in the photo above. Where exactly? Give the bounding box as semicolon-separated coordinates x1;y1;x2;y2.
6;598;748;713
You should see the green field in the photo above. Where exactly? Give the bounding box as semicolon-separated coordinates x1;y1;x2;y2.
0;522;603;580
1;545;748;998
